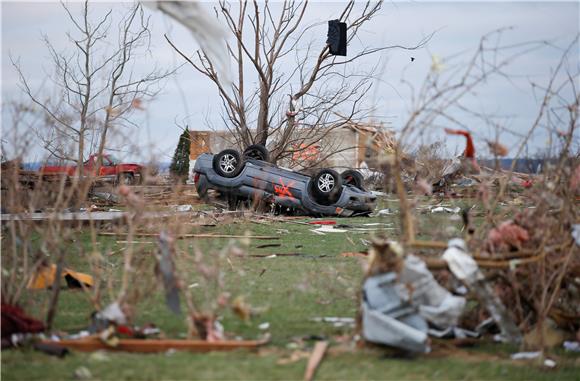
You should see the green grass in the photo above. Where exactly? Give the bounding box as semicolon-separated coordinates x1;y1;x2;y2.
3;202;579;380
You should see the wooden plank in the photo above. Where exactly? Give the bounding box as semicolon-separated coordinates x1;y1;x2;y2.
99;232;280;240
304;341;328;381
43;337;268;353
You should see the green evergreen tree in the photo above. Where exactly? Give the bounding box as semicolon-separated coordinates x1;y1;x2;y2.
169;128;191;183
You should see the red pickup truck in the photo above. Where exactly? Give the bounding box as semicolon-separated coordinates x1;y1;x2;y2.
39;154;143;185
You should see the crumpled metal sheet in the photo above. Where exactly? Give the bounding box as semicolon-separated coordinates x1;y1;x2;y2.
362;303;429;353
362;272;430;353
400;255;466;328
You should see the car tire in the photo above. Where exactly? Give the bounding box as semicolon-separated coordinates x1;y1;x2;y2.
311;169;343;205
243;144;270;162
118;172;135;185
212;149;244;178
341;169;365;190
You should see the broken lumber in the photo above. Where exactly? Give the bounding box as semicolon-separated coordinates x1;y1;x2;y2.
43;337;268;353
98;232;279;240
304;341;328;381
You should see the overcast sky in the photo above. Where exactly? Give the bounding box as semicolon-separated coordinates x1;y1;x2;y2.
1;1;578;162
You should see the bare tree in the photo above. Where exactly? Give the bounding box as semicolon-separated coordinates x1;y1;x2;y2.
12;1;171;178
166;0;429;163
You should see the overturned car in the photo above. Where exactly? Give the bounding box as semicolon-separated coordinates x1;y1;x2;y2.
193;145;376;216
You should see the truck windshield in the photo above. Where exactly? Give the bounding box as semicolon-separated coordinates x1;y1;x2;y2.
107;155;121;165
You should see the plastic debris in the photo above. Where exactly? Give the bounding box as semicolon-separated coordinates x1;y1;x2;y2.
572;224;580;246
258;322;270;330
376;208;394;216
563;341;580;352
173;204;193;212
311;317;355;328
94;302;127;326
27;264;94;289
510;351;541;360
443;239;522;344
73;366;92;380
430;206;461;214
311;226;347;234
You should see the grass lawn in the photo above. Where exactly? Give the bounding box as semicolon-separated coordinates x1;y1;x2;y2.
3;199;579;380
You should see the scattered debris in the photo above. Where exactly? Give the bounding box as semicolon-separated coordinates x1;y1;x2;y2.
572;224;580;246
172;204;193;212
375;208;394;216
311;317;355;328
73;366;92;380
311;226;347;234
1;303;45;345
33;342;69;357
255;243;282;249
27;265;93;289
99;232;280;240
563;341;580;352
93;302;127;327
258;322;270;330
510;351;542;360
308;220;336;225
443;239;522;344
430;206;460;214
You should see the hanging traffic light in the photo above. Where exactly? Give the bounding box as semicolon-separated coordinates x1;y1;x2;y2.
327;19;347;56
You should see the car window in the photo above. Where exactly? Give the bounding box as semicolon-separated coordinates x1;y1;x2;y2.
107;155;120;165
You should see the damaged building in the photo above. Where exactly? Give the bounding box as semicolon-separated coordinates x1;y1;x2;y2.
188;121;396;171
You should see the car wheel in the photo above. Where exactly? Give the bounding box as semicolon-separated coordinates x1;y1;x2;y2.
212;149;244;178
341;169;365;189
118;172;135;185
243;144;270;162
311;169;343;205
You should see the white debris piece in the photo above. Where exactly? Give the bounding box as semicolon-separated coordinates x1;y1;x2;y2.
95;302;127;325
510;351;541;360
572;224;580;246
173;204;193;212
400;255;466;328
443;239;522;344
311;317;355;328
313;226;347;233
258;322;270;330
442;239;482;282
431;206;461;214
